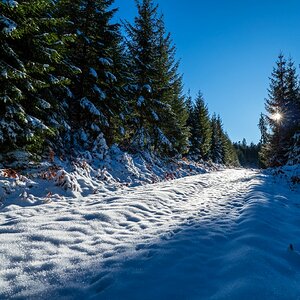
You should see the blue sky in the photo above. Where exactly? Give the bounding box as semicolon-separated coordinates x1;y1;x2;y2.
113;0;300;143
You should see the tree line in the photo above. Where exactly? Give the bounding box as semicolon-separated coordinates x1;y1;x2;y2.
0;0;239;166
234;139;259;168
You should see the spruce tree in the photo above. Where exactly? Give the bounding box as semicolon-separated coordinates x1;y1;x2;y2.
222;132;239;166
57;0;127;152
210;114;224;164
287;132;300;165
234;140;259;167
155;17;189;155
189;92;212;161
125;0;163;152
284;58;300;164
0;0;74;155
264;54;288;166
209;114;238;165
258;113;269;168
125;0;189;156
262;54;300;167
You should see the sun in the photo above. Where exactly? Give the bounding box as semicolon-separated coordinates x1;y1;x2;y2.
272;112;282;122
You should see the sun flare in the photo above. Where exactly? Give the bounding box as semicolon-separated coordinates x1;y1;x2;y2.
272;112;282;122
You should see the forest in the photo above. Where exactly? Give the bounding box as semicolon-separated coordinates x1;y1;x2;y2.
1;1;300;298
0;0;299;170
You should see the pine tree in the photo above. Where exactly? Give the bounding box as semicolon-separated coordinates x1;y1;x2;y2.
58;0;127;152
264;54;288;166
162;77;190;155
284;59;300;165
0;0;75;154
210;114;224;164
125;0;189;156
288;131;300;165
185;90;193;123
234;140;259;167
155;17;189;155
262;54;300;167
258;113;268;145
189;92;212;161
107;38;132;146
209;114;238;165
125;0;162;152
258;113;269;168
222;132;239;166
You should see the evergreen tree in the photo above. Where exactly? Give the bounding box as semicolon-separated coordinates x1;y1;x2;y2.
163;77;190;155
0;0;74;154
125;0;189;156
58;0;127;152
153;16;189;155
263;54;288;166
189;92;211;161
285;58;300;130
222;132;239;166
287;131;300;165
209;114;238;165
258;113;270;168
185;90;194;127
261;54;300;167
125;0;163;152
258;113;268;145
234;139;259;168
210;114;224;164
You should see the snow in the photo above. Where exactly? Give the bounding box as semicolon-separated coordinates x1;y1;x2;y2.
1;0;18;7
0;16;17;34
27;115;49;130
99;58;112;66
65;87;73;98
80;97;101;116
89;68;98;78
0;166;300;298
90;123;100;132
1;70;8;79
151;110;159;121
137;96;144;107
93;84;106;99
143;84;152;93
105;71;117;82
38;99;51;109
157;127;172;147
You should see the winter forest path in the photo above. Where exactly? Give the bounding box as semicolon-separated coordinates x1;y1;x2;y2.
0;169;300;299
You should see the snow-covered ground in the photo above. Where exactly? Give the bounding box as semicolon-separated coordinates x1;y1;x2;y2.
0;169;299;299
0;147;214;206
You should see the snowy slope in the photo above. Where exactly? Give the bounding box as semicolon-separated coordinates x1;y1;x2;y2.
0;147;214;207
0;169;299;299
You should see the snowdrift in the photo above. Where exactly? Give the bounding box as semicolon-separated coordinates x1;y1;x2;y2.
0;145;218;208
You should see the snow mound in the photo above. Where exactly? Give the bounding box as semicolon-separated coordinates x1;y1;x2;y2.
54;169;81;193
266;164;300;189
0;145;214;208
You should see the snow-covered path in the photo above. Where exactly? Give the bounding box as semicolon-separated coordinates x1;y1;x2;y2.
1;169;300;299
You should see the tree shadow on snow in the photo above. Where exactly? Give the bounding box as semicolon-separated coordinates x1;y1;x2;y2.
29;172;300;300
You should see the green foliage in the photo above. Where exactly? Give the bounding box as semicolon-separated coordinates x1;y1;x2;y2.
234;139;259;168
189;92;212;161
0;0;75;153
0;0;239;167
56;0;128;150
260;54;300;167
125;0;190;156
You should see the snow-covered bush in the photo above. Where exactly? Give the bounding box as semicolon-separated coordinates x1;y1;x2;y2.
93;133;109;161
55;169;81;192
